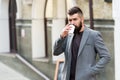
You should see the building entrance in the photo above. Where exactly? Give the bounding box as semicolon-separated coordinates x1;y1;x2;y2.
0;0;17;53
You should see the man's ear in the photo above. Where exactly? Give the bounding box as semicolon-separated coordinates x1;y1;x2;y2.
81;17;84;23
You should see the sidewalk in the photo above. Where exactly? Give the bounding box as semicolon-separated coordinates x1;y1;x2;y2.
0;62;30;80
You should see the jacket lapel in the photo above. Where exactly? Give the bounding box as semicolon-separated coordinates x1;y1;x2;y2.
78;27;90;56
68;34;74;53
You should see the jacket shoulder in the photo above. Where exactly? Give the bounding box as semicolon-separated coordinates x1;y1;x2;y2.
87;28;100;36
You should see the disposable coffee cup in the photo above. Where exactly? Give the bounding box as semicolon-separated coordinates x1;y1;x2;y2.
69;24;75;34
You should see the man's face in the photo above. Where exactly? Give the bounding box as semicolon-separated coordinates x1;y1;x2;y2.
68;13;83;32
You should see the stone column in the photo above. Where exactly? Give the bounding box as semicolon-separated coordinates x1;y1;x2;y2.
32;0;46;58
113;0;120;80
52;0;66;61
0;0;10;52
16;0;22;19
67;0;77;10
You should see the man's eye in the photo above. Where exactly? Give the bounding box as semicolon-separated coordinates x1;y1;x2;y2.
73;19;77;21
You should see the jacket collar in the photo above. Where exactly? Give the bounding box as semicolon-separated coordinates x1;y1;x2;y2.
68;26;90;56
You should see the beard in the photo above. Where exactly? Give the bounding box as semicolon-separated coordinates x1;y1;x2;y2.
74;21;82;34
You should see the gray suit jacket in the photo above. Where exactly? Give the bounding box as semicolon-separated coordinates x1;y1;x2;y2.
53;26;111;80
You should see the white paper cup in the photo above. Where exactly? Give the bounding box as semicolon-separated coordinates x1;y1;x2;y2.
69;24;75;34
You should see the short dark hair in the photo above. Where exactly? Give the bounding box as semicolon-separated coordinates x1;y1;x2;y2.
67;6;83;17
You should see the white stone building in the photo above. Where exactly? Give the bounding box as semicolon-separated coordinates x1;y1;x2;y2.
0;0;117;80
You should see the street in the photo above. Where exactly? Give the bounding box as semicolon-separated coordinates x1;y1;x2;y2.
0;62;30;80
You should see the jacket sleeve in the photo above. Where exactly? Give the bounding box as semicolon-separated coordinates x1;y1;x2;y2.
53;36;67;56
91;31;111;75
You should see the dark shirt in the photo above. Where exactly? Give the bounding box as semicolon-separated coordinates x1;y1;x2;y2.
70;32;83;80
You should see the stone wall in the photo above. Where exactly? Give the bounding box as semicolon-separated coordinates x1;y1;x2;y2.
77;0;112;19
16;19;55;80
16;19;114;80
95;27;114;80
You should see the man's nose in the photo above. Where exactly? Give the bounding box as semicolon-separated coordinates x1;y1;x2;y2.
70;20;74;25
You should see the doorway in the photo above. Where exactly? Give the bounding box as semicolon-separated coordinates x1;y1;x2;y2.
9;0;17;53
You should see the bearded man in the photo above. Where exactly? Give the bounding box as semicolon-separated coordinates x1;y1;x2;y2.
53;6;111;80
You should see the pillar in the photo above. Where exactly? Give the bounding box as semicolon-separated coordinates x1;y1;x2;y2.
113;0;120;80
52;0;66;61
66;0;77;10
16;0;22;19
32;0;46;58
0;0;10;52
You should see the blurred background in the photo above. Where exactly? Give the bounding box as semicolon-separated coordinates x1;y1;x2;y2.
0;0;118;80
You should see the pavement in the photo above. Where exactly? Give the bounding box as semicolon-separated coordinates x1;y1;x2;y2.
0;61;30;80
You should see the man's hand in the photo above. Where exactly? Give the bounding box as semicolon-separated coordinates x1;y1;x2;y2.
60;24;71;38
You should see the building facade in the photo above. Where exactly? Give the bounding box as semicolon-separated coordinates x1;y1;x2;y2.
0;0;116;80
